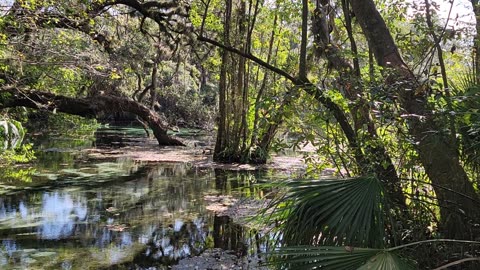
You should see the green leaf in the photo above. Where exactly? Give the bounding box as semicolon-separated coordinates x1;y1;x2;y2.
270;176;387;247
269;246;414;270
269;239;480;269
358;251;414;270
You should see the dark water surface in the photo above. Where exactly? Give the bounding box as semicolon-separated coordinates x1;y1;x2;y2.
0;127;273;269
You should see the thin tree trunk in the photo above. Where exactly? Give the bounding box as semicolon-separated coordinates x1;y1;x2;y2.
150;61;158;109
240;0;259;155
424;0;456;146
368;47;375;82
250;9;277;149
473;0;480;84
132;72;143;100
299;0;308;80
213;0;232;161
341;0;360;77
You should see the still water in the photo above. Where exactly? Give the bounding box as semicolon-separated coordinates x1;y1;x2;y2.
0;127;273;269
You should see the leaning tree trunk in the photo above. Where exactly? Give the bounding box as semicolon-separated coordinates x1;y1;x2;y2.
0;88;185;146
312;1;405;206
351;0;480;239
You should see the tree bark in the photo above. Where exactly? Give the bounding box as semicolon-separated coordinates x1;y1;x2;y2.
299;0;308;80
351;0;480;238
472;0;480;83
312;1;405;206
213;0;232;161
202;2;358;164
0;88;185;146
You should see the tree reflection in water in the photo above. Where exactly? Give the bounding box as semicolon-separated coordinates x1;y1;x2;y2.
0;159;272;269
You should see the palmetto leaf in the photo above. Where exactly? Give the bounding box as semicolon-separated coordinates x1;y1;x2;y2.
450;71;480;174
269;240;480;269
450;70;477;96
357;251;414;270
271;176;387;247
270;246;414;270
265;172;480;269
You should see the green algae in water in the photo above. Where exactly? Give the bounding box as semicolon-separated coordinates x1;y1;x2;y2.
30;251;57;258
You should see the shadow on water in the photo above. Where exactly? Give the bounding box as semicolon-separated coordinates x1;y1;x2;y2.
0;126;276;269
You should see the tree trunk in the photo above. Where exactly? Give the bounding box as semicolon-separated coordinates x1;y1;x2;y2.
213;0;232;161
213;0;269;164
312;1;405;206
150;61;158;109
199;1;374;167
0;88;185;146
250;9;277;150
299;0;308;80
473;0;480;83
351;0;480;238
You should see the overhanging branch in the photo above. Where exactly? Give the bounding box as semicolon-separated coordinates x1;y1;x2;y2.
198;35;298;83
197;35;358;150
0;86;185;146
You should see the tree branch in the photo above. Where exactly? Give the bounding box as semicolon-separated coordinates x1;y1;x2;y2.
198;35;298;83
197;33;358;150
1;86;185;146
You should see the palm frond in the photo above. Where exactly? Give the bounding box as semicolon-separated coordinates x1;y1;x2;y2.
450;70;477;95
269;239;480;270
357;251;414;270
270;176;387;247
450;71;480;174
269;246;414;270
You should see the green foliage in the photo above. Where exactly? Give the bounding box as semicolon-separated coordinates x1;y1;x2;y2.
269;176;387;248
190;0;224;33
270;245;414;270
0;116;35;166
266;171;480;269
451;72;480;176
270;239;480;270
358;251;414;270
27;112;99;137
0;143;35;165
0;166;36;184
0;92;12;106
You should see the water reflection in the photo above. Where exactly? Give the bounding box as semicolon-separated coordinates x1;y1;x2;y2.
40;192;88;239
0;164;269;269
0;127;273;269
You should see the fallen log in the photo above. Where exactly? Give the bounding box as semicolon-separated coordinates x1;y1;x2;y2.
0;87;185;146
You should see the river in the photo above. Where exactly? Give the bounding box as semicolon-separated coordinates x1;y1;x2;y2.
0;127;280;269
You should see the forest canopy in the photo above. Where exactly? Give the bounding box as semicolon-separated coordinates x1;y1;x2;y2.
2;0;480;268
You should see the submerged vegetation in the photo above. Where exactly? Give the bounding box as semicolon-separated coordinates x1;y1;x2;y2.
1;0;480;269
